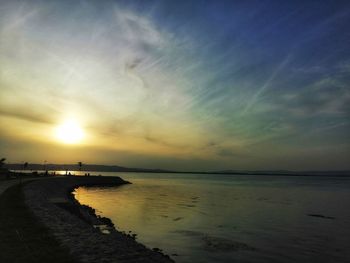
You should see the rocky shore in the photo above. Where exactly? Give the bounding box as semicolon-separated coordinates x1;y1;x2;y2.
23;176;174;263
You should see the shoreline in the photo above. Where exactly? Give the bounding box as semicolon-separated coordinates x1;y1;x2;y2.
23;176;174;263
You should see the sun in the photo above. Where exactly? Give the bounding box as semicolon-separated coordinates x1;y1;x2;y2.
55;120;84;144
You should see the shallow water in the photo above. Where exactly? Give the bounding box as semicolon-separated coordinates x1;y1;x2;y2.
74;173;350;263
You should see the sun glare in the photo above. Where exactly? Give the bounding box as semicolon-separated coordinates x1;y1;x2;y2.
55;120;84;144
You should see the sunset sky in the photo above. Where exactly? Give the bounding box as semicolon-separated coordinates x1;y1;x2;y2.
1;0;349;171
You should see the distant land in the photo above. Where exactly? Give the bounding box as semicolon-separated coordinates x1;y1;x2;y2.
4;163;173;174
4;163;350;177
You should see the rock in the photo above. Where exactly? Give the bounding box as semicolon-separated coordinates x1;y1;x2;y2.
308;214;335;220
202;236;255;252
24;177;174;263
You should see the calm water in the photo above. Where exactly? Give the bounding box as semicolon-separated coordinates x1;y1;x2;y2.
74;172;350;263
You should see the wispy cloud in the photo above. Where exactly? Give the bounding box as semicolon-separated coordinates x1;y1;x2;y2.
243;54;292;114
0;0;349;170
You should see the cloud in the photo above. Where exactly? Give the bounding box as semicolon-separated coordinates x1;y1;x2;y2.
0;107;53;124
0;0;349;170
279;77;350;117
243;54;292;114
216;147;248;158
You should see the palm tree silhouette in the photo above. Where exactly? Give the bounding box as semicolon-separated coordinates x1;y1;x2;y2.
0;158;6;169
77;162;83;174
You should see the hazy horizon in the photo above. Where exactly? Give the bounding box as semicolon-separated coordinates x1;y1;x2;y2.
1;0;350;171
4;162;350;173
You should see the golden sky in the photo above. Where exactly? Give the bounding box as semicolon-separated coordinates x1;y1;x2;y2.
1;0;349;171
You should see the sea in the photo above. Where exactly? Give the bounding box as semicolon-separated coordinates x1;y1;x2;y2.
72;172;350;263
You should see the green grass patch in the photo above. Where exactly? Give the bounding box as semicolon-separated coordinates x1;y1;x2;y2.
0;183;80;263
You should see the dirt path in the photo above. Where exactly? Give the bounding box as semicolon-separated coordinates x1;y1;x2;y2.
0;180;27;195
0;178;42;196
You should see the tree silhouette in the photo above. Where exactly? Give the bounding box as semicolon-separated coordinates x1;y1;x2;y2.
0;158;6;169
77;162;83;172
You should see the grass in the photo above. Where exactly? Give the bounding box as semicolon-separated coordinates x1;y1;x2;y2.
0;183;80;263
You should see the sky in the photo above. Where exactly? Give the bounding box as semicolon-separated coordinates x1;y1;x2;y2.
0;0;350;171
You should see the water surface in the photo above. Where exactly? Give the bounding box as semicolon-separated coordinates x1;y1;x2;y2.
74;173;350;263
